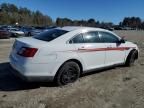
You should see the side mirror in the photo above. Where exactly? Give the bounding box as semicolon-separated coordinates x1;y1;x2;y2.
117;37;125;43
119;38;125;43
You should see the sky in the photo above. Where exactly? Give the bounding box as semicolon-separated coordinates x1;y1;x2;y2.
0;0;144;24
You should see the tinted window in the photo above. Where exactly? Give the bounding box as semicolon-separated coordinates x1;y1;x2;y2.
34;29;68;42
83;31;101;43
69;34;84;44
100;32;119;43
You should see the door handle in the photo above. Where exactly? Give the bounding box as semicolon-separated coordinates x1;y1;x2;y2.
78;46;85;50
107;46;112;48
107;45;112;48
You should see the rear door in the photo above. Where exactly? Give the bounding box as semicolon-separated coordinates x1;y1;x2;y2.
69;31;106;70
99;31;126;65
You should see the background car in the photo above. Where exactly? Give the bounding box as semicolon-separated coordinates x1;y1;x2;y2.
20;26;34;36
26;27;45;36
0;28;10;39
8;28;25;37
9;26;139;86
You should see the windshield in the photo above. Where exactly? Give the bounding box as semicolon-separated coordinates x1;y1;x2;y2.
33;29;68;42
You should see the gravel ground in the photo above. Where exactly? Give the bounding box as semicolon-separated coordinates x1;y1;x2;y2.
0;30;144;108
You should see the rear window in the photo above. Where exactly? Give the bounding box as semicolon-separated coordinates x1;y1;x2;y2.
33;29;68;42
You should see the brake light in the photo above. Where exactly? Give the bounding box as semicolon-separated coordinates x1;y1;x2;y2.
17;47;38;57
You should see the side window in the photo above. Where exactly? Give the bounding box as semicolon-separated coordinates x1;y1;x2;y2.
69;34;84;44
83;31;101;43
99;32;119;43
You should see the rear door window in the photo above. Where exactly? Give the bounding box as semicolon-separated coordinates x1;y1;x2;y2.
69;34;84;44
83;31;102;43
69;31;102;44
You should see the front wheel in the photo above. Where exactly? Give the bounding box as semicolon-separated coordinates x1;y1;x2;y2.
55;61;80;86
125;50;138;66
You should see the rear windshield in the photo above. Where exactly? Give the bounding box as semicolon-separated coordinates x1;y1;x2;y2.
33;29;68;42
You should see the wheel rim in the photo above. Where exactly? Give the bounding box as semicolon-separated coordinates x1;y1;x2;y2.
61;66;78;84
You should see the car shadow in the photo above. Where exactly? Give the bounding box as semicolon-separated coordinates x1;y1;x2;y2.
0;62;56;91
0;62;125;91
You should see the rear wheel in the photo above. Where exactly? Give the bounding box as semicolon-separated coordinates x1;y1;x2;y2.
125;50;138;66
55;61;80;86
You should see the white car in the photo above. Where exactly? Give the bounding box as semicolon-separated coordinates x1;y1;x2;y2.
8;28;25;37
9;26;139;85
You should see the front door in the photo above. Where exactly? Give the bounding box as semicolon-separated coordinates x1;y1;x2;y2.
99;31;126;66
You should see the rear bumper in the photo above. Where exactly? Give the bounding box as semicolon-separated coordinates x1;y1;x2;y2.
10;65;54;82
9;55;56;82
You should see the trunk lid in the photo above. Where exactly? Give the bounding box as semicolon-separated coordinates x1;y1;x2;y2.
16;37;48;47
10;37;48;62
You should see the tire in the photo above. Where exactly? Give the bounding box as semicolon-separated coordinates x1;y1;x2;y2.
125;50;137;66
55;61;80;86
11;33;16;37
28;32;31;36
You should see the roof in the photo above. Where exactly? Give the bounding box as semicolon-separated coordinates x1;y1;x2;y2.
58;26;106;32
61;26;86;31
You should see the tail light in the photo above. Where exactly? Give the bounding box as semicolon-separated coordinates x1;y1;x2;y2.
17;47;38;57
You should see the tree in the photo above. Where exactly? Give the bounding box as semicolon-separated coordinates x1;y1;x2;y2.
0;3;53;26
88;18;96;27
121;17;142;29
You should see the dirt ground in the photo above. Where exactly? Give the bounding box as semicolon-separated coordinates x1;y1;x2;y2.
0;30;144;108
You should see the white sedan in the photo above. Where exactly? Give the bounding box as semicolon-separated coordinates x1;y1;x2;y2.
9;26;139;85
8;28;25;37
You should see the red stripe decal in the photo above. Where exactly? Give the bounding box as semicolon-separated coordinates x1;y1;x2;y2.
60;47;135;53
77;47;132;52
